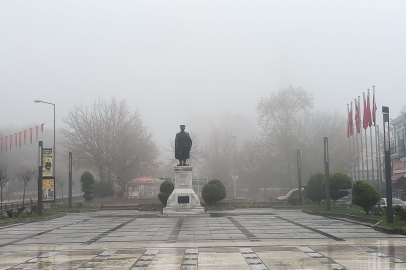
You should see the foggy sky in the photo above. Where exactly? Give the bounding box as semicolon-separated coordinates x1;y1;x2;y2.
1;1;405;153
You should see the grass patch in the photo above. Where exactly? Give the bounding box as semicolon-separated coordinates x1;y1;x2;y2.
0;210;64;223
378;219;406;229
138;204;163;211
304;206;384;221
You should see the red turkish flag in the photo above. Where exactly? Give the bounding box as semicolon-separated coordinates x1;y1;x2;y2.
367;91;372;127
5;136;8;152
41;123;44;133
355;101;361;133
35;126;39;141
14;133;17;148
24;130;27;146
18;132;22;148
0;137;3;152
29;128;33;144
9;135;12;150
363;94;371;130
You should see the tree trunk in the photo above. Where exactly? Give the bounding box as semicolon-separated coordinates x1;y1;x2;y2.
287;155;292;190
23;185;26;208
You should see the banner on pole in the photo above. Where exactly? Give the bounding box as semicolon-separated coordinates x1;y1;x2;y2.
42;178;55;202
42;148;53;177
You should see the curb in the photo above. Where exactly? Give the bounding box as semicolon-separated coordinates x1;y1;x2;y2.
302;209;377;224
302;209;406;236
373;221;406;235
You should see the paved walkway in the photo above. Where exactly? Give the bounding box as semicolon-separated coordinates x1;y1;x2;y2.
1;209;406;269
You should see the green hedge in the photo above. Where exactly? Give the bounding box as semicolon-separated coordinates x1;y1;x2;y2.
201;179;226;205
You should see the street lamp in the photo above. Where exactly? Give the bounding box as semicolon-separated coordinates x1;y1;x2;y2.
231;135;237;199
297;149;302;205
34;100;56;178
382;106;393;223
324;137;330;211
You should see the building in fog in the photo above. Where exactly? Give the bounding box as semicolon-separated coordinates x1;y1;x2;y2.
391;115;406;199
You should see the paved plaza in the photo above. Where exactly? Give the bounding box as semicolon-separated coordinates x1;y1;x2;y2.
1;209;406;269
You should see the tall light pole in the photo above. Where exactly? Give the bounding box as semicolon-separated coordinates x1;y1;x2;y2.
297;149;302;205
382;106;393;223
231;135;237;199
324;137;330;211
34;100;56;178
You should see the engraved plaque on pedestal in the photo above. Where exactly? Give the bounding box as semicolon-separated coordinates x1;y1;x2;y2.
179;173;188;186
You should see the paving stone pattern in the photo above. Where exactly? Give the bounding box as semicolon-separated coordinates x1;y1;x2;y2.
0;209;406;269
0;210;402;247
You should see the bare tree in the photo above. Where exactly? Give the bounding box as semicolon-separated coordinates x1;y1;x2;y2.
0;164;9;207
61;98;159;196
257;86;313;189
14;168;36;207
201;127;234;192
297;110;349;177
237;138;284;201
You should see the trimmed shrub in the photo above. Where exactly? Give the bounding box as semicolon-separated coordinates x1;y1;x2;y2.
306;173;325;205
352;180;380;214
394;205;406;220
329;172;352;206
287;196;300;206
201;179;226;205
158;193;171;206
160;180;174;194
157;180;174;206
81;171;95;201
94;180;114;197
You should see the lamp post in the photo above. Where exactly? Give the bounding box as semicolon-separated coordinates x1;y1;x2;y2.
231;135;237;199
324;137;330;211
297;150;302;205
34;100;56;178
382;106;393;223
69;152;72;208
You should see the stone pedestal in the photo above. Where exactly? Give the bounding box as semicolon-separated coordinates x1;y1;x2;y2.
162;166;205;215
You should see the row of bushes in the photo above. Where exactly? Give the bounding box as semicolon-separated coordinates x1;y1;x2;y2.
305;172;381;215
306;172;352;205
0;204;38;219
158;179;226;206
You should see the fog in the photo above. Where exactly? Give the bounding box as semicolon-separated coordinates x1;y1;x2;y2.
1;1;405;187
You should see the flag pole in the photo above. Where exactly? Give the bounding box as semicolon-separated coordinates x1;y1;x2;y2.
363;92;369;181
347;104;353;181
377;125;383;195
368;89;375;188
359;96;365;180
355;99;361;181
351;102;357;181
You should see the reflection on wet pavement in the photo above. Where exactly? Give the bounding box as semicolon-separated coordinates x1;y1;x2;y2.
1;209;406;269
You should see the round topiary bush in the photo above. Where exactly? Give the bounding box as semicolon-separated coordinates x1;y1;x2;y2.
160;180;174;194
157;180;174;206
158;192;171;206
201;179;226;205
306;173;325;205
352;180;380;214
81;171;95;201
329;172;352;205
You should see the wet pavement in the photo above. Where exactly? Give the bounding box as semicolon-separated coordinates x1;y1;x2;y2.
1;209;406;269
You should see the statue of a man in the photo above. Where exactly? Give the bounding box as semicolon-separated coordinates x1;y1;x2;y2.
175;125;192;166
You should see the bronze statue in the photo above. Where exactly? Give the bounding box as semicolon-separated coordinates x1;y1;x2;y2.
175;125;192;166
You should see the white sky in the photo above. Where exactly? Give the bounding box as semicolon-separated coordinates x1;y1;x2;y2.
1;1;405;153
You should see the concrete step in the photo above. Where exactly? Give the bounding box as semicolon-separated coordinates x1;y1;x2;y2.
100;204;139;210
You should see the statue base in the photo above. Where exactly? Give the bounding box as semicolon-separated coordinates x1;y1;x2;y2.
162;166;205;216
